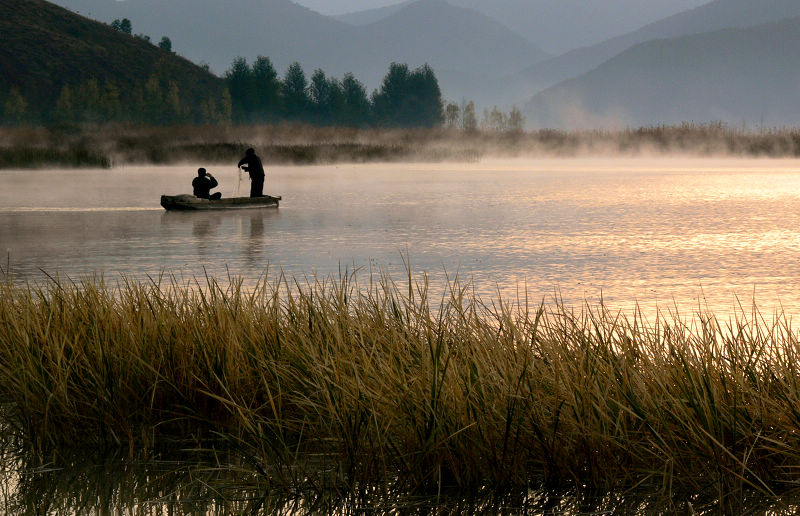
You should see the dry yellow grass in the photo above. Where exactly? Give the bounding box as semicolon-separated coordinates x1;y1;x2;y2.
3;121;800;168
2;269;800;508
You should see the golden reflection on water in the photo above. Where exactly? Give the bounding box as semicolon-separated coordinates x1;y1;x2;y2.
2;158;800;317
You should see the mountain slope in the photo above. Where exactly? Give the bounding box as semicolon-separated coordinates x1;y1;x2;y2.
46;0;358;77
359;0;547;77
0;0;224;109
334;0;708;54
511;0;800;97
47;0;548;101
524;16;800;128
449;0;709;54
335;1;412;25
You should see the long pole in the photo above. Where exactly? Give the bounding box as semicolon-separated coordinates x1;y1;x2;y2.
235;167;242;197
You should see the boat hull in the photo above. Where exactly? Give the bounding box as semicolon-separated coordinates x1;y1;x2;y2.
161;194;280;211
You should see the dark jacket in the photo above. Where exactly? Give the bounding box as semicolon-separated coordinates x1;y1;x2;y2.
237;154;265;178
192;174;218;199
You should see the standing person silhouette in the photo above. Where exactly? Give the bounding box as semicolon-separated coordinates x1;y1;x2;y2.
237;148;265;198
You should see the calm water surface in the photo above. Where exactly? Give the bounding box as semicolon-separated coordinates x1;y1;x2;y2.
3;158;800;316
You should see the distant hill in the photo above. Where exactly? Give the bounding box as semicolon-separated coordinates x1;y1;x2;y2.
47;0;548;102
452;0;709;54
47;0;356;77
359;0;547;77
335;0;708;55
509;0;800;99
524;16;800;128
335;1;412;25
0;0;227;124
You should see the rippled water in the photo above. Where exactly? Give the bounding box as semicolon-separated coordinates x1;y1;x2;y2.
3;158;800;315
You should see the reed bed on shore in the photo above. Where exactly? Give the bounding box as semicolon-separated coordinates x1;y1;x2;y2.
3;122;800;168
2;271;800;507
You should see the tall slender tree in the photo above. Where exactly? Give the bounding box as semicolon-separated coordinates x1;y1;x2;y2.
251;56;281;121
3;88;28;123
372;63;443;128
341;73;371;127
282;62;310;121
371;62;410;127
225;57;256;123
158;37;172;52
407;64;443;128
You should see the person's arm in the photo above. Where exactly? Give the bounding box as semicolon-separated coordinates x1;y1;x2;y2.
208;175;218;188
237;157;247;168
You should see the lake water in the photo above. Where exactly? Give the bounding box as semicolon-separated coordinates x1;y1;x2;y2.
3;158;800;316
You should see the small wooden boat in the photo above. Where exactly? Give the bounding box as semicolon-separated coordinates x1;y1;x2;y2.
160;194;281;211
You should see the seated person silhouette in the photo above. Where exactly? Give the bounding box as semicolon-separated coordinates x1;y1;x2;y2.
192;168;222;200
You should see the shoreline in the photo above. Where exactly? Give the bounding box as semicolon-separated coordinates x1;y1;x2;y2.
2;122;800;169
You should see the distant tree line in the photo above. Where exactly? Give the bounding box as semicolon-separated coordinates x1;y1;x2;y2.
443;100;524;134
1;69;231;126
0;57;446;129
225;58;443;128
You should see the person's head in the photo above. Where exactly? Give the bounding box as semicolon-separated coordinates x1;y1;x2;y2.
245;148;255;156
198;167;206;177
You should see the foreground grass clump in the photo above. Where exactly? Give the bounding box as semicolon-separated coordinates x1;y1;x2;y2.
2;272;800;505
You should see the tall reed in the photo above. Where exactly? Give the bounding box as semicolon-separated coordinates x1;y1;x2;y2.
3;122;800;168
2;270;800;507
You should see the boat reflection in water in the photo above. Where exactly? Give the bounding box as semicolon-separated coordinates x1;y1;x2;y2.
159;207;280;267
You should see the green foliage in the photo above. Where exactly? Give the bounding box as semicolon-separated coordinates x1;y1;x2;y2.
54;85;73;122
476;105;524;134
309;69;345;126
3;88;28;123
225;56;282;123
2;0;445;129
225;57;256;123
341;73;371;127
507;106;524;133
251;56;281;121
460;100;477;133
372;63;443;128
282;62;310;122
222;60;445;129
445;102;460;129
110;18;132;35
158;36;172;52
0;0;229;126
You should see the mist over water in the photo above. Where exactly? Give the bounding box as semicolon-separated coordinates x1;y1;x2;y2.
3;158;800;317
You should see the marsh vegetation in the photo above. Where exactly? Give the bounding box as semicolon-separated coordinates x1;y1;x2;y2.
2;270;800;512
3;122;800;169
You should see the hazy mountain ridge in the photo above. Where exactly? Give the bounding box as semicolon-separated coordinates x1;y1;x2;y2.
459;0;711;54
47;0;548;103
358;0;547;77
335;1;412;25
524;15;800;128
335;0;709;54
48;0;358;77
510;0;800;98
